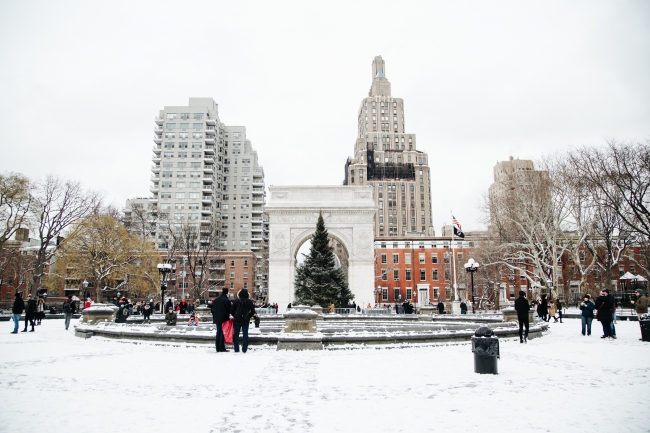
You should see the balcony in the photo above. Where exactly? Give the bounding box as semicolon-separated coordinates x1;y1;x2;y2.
204;145;215;154
155;117;164;126
205;127;216;135
149;197;158;203
252;199;265;204
251;217;263;222
252;180;264;187
203;157;214;164
153;136;162;144
202;188;213;194
252;188;264;195
251;208;263;214
152;147;162;154
203;176;214;183
253;169;263;177
154;127;163;135
151;166;160;173
201;197;212;204
152;157;161;163
251;245;260;250
203;167;214;174
150;186;159;193
150;175;160;181
205;137;215;145
206;117;217;126
252;227;262;233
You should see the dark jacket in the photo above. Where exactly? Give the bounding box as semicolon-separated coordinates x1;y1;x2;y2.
595;295;613;322
12;295;25;314
179;302;188;314
213;294;231;324
231;298;255;323
460;302;467;312
539;298;548;315
165;300;173;312
437;302;445;313
165;311;177;325
63;298;76;314
25;298;37;319
514;296;530;319
579;301;595;318
142;304;152;317
635;294;648;314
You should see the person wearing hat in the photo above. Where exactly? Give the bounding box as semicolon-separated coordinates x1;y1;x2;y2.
10;292;25;334
595;289;614;339
633;289;648;321
514;291;530;343
62;295;77;330
23;294;37;332
165;307;177;326
579;294;595;336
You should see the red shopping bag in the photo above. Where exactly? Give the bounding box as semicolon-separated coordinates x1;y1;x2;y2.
222;319;234;345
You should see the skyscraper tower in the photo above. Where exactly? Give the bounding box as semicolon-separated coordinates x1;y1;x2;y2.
344;56;434;237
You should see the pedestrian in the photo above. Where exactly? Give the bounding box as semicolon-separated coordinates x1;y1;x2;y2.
187;301;195;315
579;294;595;336
230;288;256;353
632;289;648;321
10;292;24;334
287;303;292;310
539;294;549;322
84;298;92;309
555;299;563;323
437;299;445;314
23;294;37;332
213;288;232;352
165;307;177;325
549;299;558;323
595;289;614;339
274;303;278;314
142;302;152;324
36;296;45;325
394;303;399;314
116;301;129;324
514;291;530;343
609;292;618;339
179;298;188;314
460;300;467;314
329;302;335;313
165;298;173;313
62;295;76;330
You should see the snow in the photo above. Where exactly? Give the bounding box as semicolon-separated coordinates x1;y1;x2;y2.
1;318;648;433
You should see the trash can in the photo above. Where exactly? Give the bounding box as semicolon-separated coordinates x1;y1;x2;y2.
471;326;499;374
640;314;650;342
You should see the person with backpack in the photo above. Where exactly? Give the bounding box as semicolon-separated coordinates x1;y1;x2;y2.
230;288;256;353
62;295;76;330
11;292;25;334
23;294;37;332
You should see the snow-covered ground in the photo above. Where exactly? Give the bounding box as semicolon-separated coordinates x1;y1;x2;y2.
1;317;648;433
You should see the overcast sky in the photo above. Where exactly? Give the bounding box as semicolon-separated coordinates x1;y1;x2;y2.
1;0;648;232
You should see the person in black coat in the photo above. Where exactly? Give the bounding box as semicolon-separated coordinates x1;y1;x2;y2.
539;294;549;321
23;294;37;332
556;299;564;323
595;289;614;339
230;289;256;353
213;288;232;352
11;292;25;334
514;291;530;343
165;298;173;313
437;300;445;314
460;301;468;314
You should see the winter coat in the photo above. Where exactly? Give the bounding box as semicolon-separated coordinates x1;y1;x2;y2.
37;298;45;313
25;298;37;319
514;296;530;319
179;302;188;314
437;302;445;313
165;311;177;325
142;305;152;317
63;299;76;314
165;300;173;312
194;299;201;308
549;303;557;317
579;301;595;318
12;295;25;314
539;299;548;315
231;298;256;323
595;295;613;323
460;302;467;312
213;294;231;324
635;294;649;314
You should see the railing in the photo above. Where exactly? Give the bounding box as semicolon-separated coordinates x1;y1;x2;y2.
362;308;392;315
256;307;277;315
333;308;358;315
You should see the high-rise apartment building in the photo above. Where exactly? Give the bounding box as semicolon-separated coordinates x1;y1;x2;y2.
127;97;269;295
344;56;434;238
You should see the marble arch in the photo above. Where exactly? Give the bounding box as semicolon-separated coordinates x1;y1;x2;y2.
266;186;376;312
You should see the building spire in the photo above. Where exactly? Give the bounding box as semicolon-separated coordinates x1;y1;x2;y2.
369;55;391;97
372;55;385;80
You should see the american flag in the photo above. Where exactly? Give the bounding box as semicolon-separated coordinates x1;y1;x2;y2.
452;215;465;238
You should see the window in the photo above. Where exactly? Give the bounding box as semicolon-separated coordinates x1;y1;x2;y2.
405;269;412;281
393;269;399;281
162;171;172;178
405;253;411;264
381;254;387;264
233;132;241;138
420;269;426;281
165;133;175;139
392;254;399;264
176;182;185;188
178;152;188;158
189;182;200;188
180;123;189;129
244;260;248;266
230;271;235;278
193;123;202;130
189;192;199;199
163;152;174;158
432;269;438;280
177;171;186;178
193;113;203;120
166;113;177;119
161;193;171;199
406;288;412;300
192;132;202;138
166;123;176;130
191;152;201;158
419;253;425;264
161;181;171;188
431;254;438;264
179;132;189;138
381;269;387;281
175;192;185;199
230;260;235;266
178;142;188;149
188;203;199;210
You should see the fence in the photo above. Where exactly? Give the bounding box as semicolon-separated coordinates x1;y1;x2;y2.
333;308;358;315
256;308;277;315
362;308;392;316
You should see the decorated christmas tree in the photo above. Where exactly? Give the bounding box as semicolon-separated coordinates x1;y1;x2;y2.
294;212;354;307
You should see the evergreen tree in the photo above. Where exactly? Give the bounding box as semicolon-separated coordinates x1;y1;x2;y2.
294;212;354;307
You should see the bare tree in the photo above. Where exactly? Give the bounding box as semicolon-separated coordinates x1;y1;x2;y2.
0;172;33;280
29;175;102;293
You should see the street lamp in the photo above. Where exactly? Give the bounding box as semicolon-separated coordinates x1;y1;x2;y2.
464;258;480;314
157;263;172;313
374;285;382;307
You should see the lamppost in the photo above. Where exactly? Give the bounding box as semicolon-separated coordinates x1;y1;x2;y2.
464;258;480;314
157;263;172;313
374;285;382;307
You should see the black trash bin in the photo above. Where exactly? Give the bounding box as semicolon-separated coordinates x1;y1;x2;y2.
471;326;499;374
640;314;650;342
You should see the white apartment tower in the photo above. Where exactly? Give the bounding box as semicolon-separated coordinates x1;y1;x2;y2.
344;56;434;238
147;97;268;255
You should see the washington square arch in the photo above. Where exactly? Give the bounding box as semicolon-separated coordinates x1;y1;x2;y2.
266;186;376;312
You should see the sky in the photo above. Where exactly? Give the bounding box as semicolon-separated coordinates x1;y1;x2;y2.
1;0;649;231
